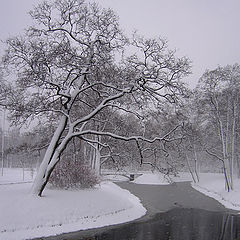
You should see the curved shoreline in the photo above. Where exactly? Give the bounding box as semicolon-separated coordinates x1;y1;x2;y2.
32;181;238;239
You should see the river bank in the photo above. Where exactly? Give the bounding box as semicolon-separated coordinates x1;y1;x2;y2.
1;169;240;240
33;181;239;240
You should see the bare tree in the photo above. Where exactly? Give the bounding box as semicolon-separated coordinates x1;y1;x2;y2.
197;64;240;191
2;0;191;196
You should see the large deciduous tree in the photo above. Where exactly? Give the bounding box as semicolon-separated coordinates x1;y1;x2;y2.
2;0;191;196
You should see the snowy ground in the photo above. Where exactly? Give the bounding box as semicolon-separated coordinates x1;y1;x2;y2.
190;173;240;211
0;168;146;240
0;168;35;184
1;169;240;240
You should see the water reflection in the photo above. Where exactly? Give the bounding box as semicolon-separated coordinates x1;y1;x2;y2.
80;208;240;240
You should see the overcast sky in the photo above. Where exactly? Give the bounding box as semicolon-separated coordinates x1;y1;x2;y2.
1;0;240;87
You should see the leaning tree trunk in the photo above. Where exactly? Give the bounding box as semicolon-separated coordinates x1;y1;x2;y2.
218;112;232;192
31;116;68;196
32;132;72;196
222;159;231;192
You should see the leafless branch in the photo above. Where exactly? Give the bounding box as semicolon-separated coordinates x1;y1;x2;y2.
205;149;224;162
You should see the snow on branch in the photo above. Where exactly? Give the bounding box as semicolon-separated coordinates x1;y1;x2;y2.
72;89;132;127
105;104;143;119
79;136;109;149
73;124;182;144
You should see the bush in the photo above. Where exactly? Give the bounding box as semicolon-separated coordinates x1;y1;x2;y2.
49;160;99;189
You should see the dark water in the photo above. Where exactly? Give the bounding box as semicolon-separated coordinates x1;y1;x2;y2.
76;208;240;240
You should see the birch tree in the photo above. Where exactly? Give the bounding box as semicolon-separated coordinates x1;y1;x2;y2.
2;0;191;196
197;64;240;191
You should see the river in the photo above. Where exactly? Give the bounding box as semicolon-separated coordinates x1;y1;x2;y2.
34;182;240;240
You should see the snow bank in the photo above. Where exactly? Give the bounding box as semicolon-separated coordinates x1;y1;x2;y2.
191;173;240;211
171;172;240;211
0;176;146;240
133;173;170;185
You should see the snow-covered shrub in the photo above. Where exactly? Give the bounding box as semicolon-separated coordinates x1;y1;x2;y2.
49;160;99;189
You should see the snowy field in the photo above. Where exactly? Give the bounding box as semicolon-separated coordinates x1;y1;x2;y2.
0;168;146;240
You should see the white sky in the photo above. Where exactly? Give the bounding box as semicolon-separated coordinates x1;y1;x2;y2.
1;0;240;87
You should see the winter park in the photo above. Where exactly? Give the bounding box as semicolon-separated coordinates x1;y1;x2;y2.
1;0;240;239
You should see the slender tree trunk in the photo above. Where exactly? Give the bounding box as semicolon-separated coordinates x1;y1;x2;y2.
72;138;77;163
94;147;101;175
153;149;157;173
91;135;101;175
193;144;200;182
230;98;237;189
226;96;230;173
90;145;95;168
218;113;231;191
236;156;240;178
186;153;197;183
223;161;231;192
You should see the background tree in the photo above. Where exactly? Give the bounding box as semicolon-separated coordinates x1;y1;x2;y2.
196;64;240;191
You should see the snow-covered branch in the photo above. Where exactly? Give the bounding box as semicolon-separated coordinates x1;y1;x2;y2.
105;104;143;119
72;89;131;127
73;127;181;144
